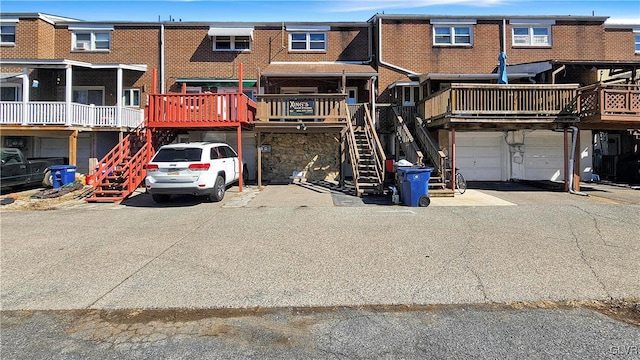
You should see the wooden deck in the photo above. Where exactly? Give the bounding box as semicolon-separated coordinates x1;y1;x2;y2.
146;93;256;128
418;84;580;129
577;83;640;123
255;94;348;123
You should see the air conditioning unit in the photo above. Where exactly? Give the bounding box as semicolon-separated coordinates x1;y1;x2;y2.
75;42;89;50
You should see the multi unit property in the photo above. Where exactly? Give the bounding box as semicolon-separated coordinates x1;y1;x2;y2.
1;12;638;201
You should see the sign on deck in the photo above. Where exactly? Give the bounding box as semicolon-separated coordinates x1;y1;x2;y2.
288;98;315;117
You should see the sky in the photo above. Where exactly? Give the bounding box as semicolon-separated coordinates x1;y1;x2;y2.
0;0;638;24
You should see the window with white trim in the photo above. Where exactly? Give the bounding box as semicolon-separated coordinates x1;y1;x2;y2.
123;88;140;107
72;31;111;51
0;24;16;45
433;26;473;46
289;32;326;51
512;26;551;46
213;35;251;51
634;29;640;53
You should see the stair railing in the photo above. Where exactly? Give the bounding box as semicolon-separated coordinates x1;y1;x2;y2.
363;104;386;186
391;106;424;166
414;116;446;178
343;104;361;195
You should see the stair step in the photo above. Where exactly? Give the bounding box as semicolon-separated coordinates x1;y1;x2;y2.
93;190;126;195
428;189;455;197
85;196;124;203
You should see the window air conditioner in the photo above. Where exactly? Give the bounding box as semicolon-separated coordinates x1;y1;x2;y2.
75;42;89;50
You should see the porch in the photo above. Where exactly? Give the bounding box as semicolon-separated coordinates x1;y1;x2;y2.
255;93;349;123
418;83;580;129
577;83;640;124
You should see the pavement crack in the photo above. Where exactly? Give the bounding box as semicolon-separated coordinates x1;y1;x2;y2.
568;223;610;298
85;222;208;309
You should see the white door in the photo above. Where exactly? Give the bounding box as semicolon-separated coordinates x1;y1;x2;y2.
523;131;565;181
454;132;505;181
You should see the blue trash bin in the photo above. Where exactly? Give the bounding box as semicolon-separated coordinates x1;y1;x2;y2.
50;165;77;188
397;166;433;207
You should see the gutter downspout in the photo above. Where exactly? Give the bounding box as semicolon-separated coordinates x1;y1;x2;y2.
160;23;165;93
551;64;565;85
568;125;588;196
377;17;417;75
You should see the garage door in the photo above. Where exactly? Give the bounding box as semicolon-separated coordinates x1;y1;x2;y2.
523;131;564;181
454;132;505;181
201;131;257;182
39;137;68;158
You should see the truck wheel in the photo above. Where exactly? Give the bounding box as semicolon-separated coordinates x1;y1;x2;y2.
152;194;170;203
42;170;53;187
209;176;225;202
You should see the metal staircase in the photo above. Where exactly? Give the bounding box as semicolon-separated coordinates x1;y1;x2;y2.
343;104;386;196
85;127;177;203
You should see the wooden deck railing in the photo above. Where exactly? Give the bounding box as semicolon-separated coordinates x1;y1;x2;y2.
256;94;348;122
147;93;257;127
577;83;640;122
418;84;579;120
0;101;144;127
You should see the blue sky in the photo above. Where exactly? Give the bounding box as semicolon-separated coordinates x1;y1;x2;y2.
1;0;638;23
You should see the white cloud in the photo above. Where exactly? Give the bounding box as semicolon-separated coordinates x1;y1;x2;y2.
330;0;508;13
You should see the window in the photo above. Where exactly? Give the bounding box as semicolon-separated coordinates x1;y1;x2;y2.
0;24;16;45
433;26;472;46
635;29;640;53
512;26;551;46
73;87;104;105
289;32;326;51
72;31;111;51
123;88;140;107
1;85;20;101
213;35;251;51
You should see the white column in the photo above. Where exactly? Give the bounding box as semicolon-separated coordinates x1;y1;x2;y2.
116;67;123;127
65;66;72;126
21;67;29;125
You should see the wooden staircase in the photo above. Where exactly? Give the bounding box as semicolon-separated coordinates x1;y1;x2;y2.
85;128;177;203
343;104;386;196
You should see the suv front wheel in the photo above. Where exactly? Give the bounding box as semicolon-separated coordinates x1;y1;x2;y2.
209;175;225;202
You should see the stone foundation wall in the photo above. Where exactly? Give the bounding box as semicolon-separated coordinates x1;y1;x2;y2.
261;133;340;183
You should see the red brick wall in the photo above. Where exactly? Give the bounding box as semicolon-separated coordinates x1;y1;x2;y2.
0;19;42;59
604;28;639;60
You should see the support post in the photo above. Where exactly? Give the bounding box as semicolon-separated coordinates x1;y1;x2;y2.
574;131;581;192
451;128;456;192
237;124;243;192
238;62;243;94
564;128;569;192
116;67;123;127
152;68;157;94
65;66;72;126
21;68;29;125
68;130;78;166
257;132;262;188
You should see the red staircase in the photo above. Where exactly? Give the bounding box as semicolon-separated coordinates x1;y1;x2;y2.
85;128;176;203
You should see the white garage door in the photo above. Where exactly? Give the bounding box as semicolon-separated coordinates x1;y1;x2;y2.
454;132;505;181
38;137;68;158
523;131;565;181
200;131;257;181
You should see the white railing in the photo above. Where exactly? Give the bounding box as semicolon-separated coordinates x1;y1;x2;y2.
0;101;144;128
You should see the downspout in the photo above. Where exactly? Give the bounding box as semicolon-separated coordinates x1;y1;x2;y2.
377;17;417;75
160;23;165;93
551;65;565;85
568;125;588;196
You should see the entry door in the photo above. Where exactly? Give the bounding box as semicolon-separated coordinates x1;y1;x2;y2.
347;87;358;104
73;87;104;105
402;86;420;106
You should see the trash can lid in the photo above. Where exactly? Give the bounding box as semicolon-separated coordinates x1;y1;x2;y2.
49;165;76;170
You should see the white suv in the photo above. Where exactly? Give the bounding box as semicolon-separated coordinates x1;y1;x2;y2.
145;142;241;203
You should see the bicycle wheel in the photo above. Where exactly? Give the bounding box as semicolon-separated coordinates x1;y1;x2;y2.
455;172;467;194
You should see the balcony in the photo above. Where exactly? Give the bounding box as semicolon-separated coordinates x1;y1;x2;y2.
255;94;348;123
418;84;579;129
0;101;144;128
577;83;640;123
146;93;256;128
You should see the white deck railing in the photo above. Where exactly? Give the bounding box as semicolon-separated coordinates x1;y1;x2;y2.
0;101;144;128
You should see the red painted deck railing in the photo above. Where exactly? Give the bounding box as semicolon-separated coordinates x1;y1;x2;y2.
147;93;257;127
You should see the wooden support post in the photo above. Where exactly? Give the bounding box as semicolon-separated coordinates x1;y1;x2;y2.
238;62;243;94
340;132;346;187
152;68;157;94
257;132;262;189
451;128;456;192
68;130;78;166
237;124;243;192
574;131;581;192
564;128;569;192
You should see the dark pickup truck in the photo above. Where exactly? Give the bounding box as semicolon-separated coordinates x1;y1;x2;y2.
0;148;68;191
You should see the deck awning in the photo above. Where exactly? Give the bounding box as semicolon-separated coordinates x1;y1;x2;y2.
176;78;257;87
410;72;536;84
207;27;254;39
262;63;377;78
0;59;147;71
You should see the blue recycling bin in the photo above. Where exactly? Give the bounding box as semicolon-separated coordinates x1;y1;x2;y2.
397;166;433;207
50;165;76;188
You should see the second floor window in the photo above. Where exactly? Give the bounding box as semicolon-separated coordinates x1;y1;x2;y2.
73;31;111;51
513;26;551;46
289;32;326;51
635;29;640;53
213;36;251;51
433;26;472;46
0;24;16;45
123;89;140;107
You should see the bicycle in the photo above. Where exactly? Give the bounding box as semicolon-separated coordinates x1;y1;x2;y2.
445;167;467;194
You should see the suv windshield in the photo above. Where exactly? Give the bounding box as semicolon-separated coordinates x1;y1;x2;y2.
153;148;203;162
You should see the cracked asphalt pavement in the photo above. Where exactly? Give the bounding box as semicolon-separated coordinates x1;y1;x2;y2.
1;183;639;358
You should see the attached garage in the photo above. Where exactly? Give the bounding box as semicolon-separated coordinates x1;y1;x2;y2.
454;132;506;181
523;131;565;181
